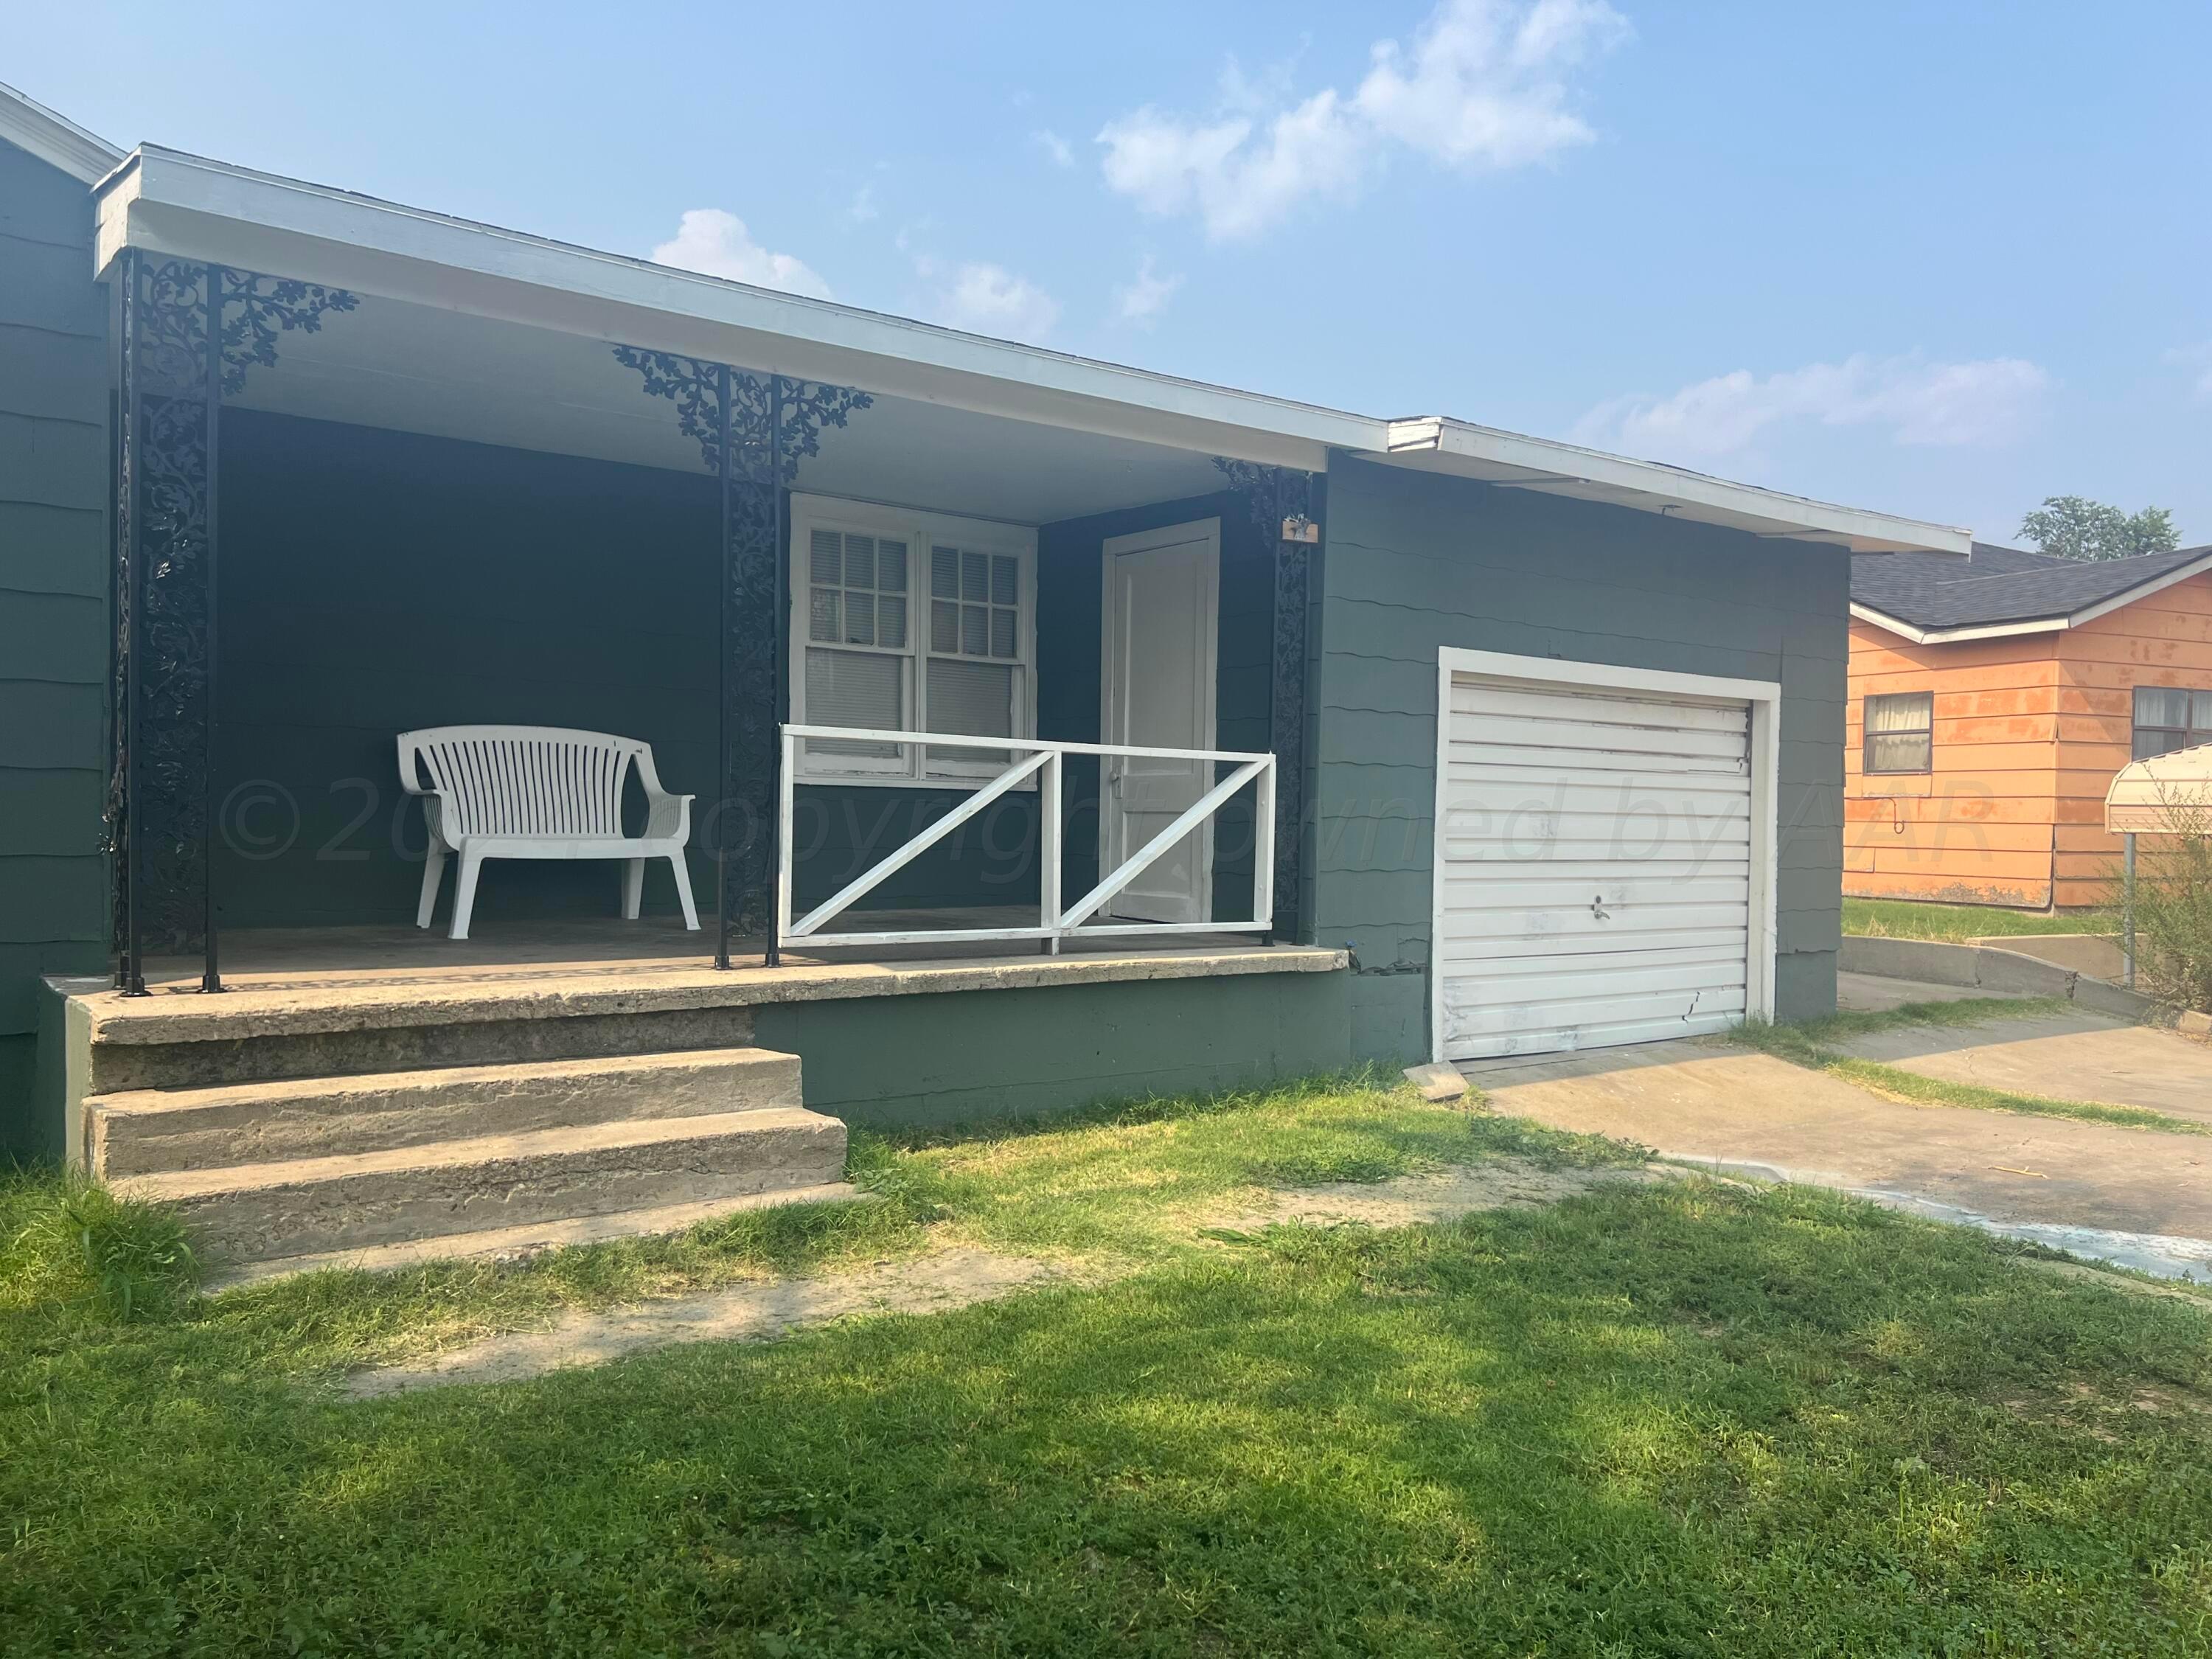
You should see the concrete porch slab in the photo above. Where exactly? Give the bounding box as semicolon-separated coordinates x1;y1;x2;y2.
73;942;1346;1048
136;909;1305;992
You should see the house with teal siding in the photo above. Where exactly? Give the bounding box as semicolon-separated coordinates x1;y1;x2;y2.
0;86;121;1156
0;83;1970;1273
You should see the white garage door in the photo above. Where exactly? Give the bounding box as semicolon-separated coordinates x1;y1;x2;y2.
1438;673;1756;1061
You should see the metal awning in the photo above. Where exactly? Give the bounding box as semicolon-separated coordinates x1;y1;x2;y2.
2106;744;2212;832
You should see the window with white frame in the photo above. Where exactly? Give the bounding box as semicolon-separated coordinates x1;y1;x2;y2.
788;495;1036;784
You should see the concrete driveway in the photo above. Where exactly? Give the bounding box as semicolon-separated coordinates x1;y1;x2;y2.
1463;1029;2212;1279
1829;1004;2212;1124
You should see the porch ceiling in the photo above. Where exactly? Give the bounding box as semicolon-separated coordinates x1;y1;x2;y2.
223;291;1228;526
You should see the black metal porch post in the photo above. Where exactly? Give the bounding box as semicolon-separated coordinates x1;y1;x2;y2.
1270;468;1315;947
109;257;353;995
1212;459;1314;947
200;265;226;993
114;248;144;995
764;375;785;969
113;254;221;996
613;349;869;963
714;363;734;971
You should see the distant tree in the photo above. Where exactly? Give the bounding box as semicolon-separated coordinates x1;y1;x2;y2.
2018;495;2180;561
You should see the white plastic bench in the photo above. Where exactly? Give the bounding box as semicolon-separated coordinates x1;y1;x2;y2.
397;726;699;941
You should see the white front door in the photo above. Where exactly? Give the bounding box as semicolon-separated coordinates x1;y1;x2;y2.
1100;519;1220;925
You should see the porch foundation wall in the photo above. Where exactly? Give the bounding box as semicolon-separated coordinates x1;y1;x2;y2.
0;1033;38;1159
751;967;1352;1130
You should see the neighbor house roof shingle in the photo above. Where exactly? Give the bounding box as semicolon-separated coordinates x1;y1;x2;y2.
1851;541;2212;636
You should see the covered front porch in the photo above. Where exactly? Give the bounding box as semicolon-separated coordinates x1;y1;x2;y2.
102;153;1324;997
66;145;1361;1267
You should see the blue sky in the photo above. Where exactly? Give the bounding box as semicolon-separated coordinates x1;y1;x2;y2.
14;1;2211;541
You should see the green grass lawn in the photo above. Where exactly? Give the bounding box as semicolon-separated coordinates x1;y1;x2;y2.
1846;897;2112;942
7;1077;2212;1655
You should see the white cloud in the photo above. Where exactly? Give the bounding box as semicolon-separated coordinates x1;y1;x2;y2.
847;184;879;225
649;209;832;300
932;262;1062;342
1360;0;1630;166
1033;129;1075;167
1097;0;1628;240
1114;256;1184;325
1571;354;2051;462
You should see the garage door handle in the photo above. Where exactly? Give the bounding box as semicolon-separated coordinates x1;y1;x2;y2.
1590;895;1610;921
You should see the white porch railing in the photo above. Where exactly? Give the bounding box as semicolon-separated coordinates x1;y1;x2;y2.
776;726;1276;952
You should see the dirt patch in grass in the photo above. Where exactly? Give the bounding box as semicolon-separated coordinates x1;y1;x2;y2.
1217;1157;1672;1232
343;1154;1669;1397
346;1246;1060;1399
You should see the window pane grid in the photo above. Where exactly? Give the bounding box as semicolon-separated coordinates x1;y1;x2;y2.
808;530;909;654
926;545;1019;664
803;514;1029;781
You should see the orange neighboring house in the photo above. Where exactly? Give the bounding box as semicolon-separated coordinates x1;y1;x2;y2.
1847;541;2212;910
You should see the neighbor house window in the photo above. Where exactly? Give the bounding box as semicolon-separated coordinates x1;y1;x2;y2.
2132;687;2212;759
788;495;1036;785
1863;691;1933;774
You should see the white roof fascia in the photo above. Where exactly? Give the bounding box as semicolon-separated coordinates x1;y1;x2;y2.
1850;551;2212;644
1385;417;1972;555
94;145;1971;554
96;148;1356;470
1848;603;1931;642
0;80;125;185
1848;603;2066;644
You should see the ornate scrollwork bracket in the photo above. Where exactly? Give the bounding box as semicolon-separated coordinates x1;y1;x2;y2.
615;347;872;963
1214;457;1318;945
219;271;358;396
611;349;724;473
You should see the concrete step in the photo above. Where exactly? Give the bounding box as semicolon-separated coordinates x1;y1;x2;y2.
85;995;762;1095
209;1183;868;1288
86;1047;804;1178
120;1106;849;1265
